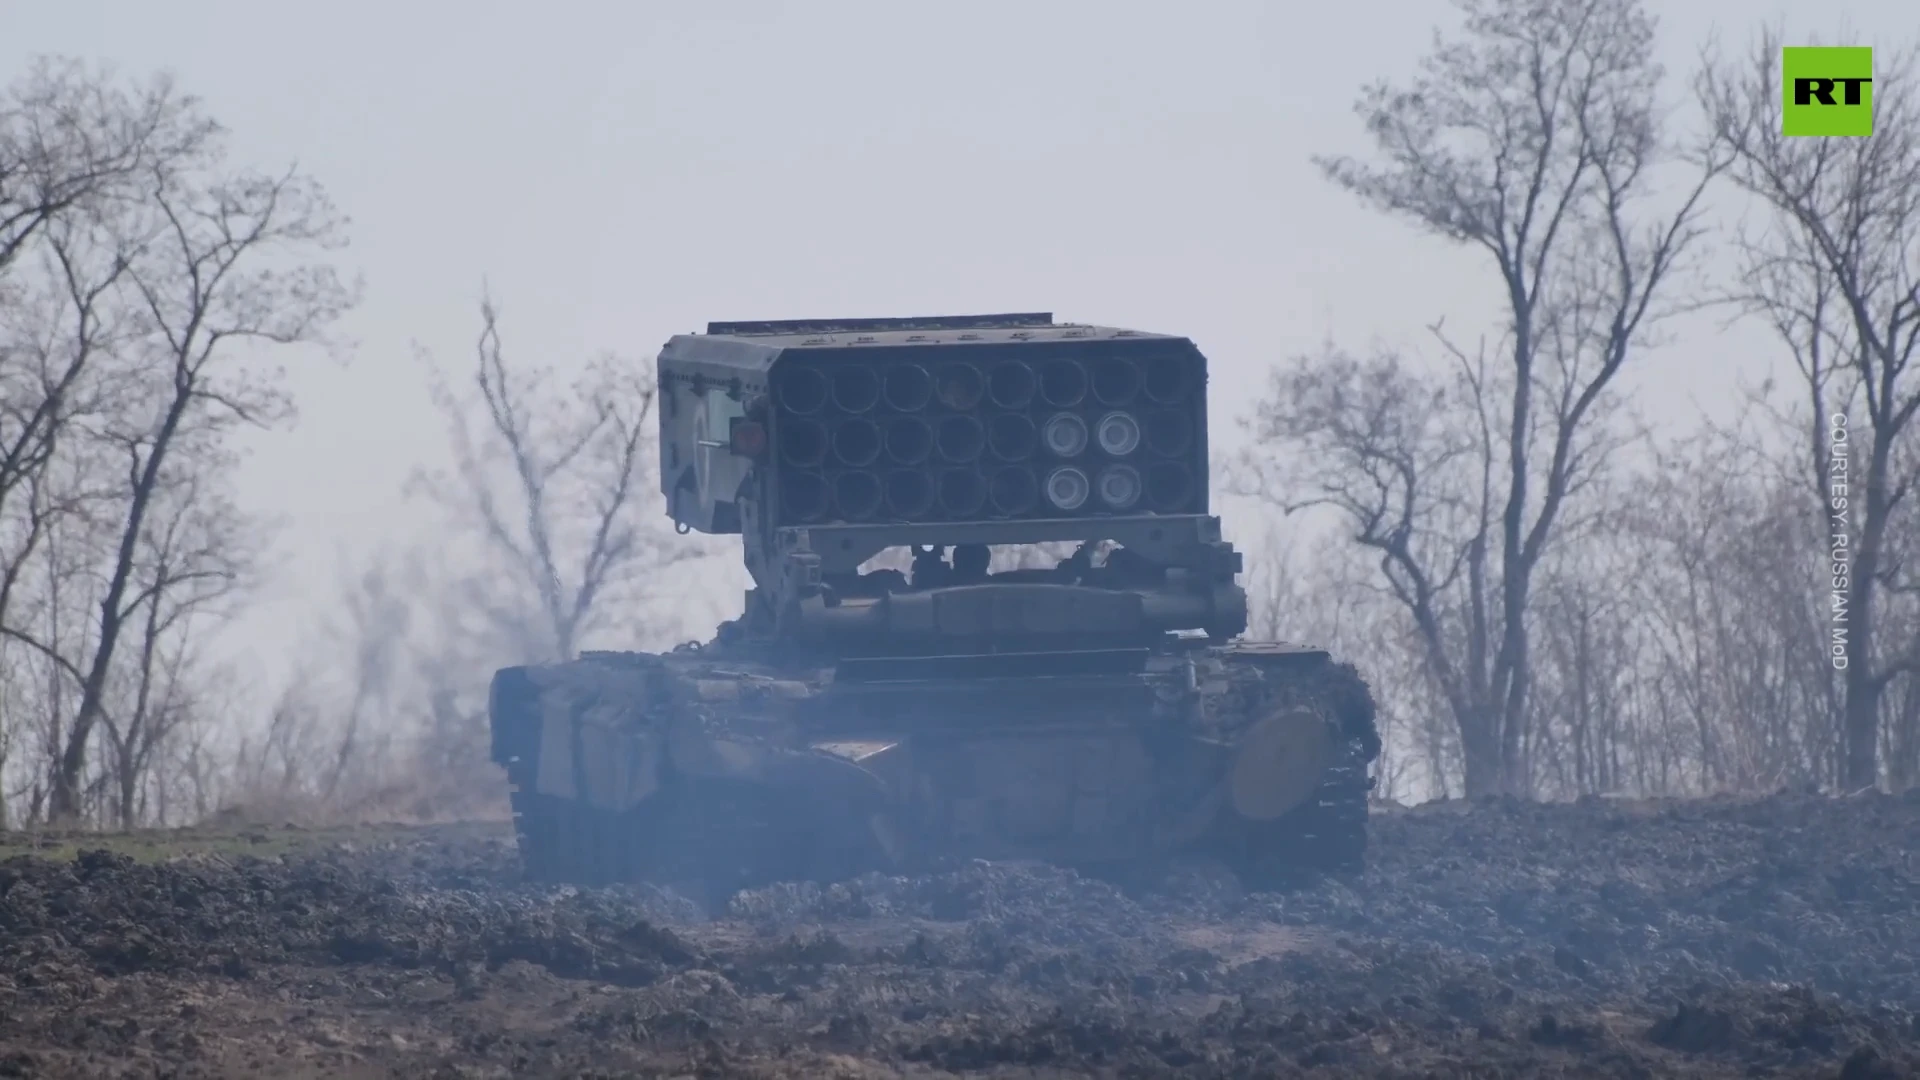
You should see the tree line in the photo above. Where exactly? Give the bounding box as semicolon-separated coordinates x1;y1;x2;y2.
1240;1;1920;801
2;0;1916;826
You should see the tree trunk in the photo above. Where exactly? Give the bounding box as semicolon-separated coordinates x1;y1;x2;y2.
49;392;191;821
1844;671;1883;790
1459;702;1505;798
1843;427;1893;791
118;744;137;830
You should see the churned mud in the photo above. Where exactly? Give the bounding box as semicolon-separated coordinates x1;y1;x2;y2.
1;792;1916;1078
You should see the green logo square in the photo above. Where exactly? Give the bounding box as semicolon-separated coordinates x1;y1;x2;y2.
1782;47;1874;136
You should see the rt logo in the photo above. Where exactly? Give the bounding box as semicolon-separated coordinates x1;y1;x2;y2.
1782;47;1873;136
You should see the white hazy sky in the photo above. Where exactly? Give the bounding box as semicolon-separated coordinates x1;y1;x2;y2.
6;0;1905;692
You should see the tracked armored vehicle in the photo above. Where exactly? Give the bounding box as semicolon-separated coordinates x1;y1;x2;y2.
488;312;1380;897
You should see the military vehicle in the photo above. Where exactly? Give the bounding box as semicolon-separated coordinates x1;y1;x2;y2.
487;312;1380;898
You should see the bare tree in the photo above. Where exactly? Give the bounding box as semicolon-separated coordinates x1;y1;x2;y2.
1533;413;1840;797
0;62;216;654
226;673;337;820
247;297;723;824
318;559;411;805
0;62;262;827
416;294;709;665
216;295;710;829
0;59;212;277
1;112;354;821
221;554;453;825
94;464;253;827
1244;0;1721;797
1699;32;1920;790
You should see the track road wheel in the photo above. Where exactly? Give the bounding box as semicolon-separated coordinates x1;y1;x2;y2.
1220;741;1372;891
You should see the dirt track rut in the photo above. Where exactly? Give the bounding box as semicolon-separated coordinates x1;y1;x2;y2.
1;791;1916;1077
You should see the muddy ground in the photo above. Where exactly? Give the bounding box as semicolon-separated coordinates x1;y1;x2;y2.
0;793;1916;1078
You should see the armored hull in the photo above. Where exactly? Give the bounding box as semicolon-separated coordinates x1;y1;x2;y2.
488;629;1379;895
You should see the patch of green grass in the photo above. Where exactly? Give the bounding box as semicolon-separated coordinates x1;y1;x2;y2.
0;820;508;864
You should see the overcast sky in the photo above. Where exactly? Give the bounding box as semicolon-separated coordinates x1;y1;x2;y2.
7;0;1906;690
